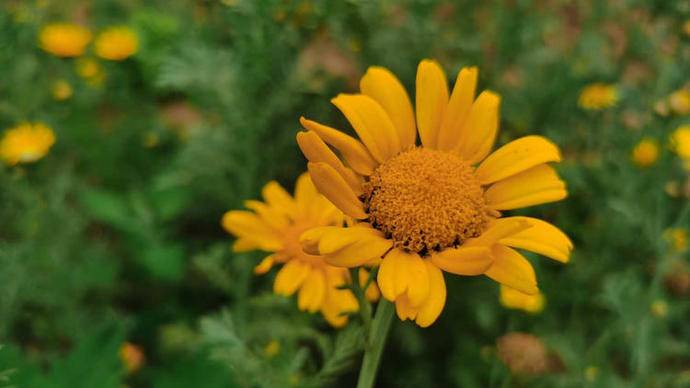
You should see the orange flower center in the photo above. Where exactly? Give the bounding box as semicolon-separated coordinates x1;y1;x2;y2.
364;147;490;255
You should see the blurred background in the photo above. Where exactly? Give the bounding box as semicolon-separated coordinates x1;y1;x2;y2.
1;0;690;387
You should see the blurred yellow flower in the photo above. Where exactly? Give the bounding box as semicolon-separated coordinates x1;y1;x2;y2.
0;122;55;165
578;83;618;110
585;366;599;382
51;79;73;101
669;89;690;115
119;342;144;374
664;228;688;253
500;285;545;313
222;174;378;327
631;138;659;167
95;26;138;61
76;58;105;86
684;20;690;36
650;300;668;318
39;23;92;57
264;340;280;358
670;126;690;169
298;60;571;327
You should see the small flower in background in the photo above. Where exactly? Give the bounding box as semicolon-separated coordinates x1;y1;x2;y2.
299;60;571;327
119;342;145;374
664;259;690;296
664;228;688;253
668;89;690;115
0;122;55;166
500;285;545;313
75;57;105;86
684;20;690;36
654;99;670;117
578;83;618;110
39;23;92;57
650;300;668;318
631;138;659;167
584;366;599;382
497;333;551;375
670;125;690;170
94;26;138;61
263;340;280;358
51;79;73;101
222;174;379;327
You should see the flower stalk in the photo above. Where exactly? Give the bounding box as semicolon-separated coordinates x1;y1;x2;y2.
356;299;394;388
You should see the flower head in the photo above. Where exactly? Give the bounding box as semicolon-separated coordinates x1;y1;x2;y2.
664;227;688;253
39;23;92;57
500;285;545;313
0;122;55;165
631;138;659;167
578;83;618;110
669;89;690;115
120;342;144;374
95;26;138;61
222;174;377;327
298;60;571;327
497;333;550;375
671;125;690;170
76;58;106;86
52;79;73;101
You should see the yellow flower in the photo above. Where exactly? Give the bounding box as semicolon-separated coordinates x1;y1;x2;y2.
671;125;690;161
222;174;379;328
578;83;618;110
75;58;106;86
51;79;73;101
650;300;668;318
94;26;138;61
500;285;545;313
298;60;571;327
39;23;92;57
119;342;145;374
631;138;659;167
664;228;688;253
264;340;280;358
669;89;690;115
684;20;690;36
0;122;56;165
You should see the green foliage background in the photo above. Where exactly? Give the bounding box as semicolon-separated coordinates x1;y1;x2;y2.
1;0;690;387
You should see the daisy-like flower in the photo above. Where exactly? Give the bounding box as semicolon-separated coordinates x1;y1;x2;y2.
76;58;106;86
631;138;659;168
39;23;92;58
94;26;138;61
222;174;379;327
668;89;690;115
298;60;571;327
120;342;145;374
51;79;73;101
671;125;690;170
0;122;56;165
578;83;618;110
500;285;545;313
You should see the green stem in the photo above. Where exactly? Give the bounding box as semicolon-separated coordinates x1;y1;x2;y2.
356;299;395;388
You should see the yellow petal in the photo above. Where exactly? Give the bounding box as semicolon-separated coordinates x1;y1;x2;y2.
454;91;501;164
244;200;290;230
332;94;401;162
500;285;545;313
464;217;532;248
324;234;393;268
416;59;449;149
254;255;275;275
300;117;377;175
430;246;492;275
484;245;538;295
377;249;428;306
221;211;283;251
232;237;258;252
415;261;447;328
484;164;567;210
395;294;418;321
308;162;367;219
359;268;381;302
298;269;326;312
296;131;362;194
299;226;339;255
274;260;310;296
318;226;384;254
261;181;297;217
499;217;573;263
476;136;562;184
360;66;416;149
437;67;478;150
294;172;318;217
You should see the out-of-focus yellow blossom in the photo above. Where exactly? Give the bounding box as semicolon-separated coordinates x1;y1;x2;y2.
654;100;670;117
585;366;599;382
264;340;280;358
51;79;73;101
670;125;690;170
650;300;668;318
143;132;160;148
120;342;145;374
631;138;659;167
76;58;106;86
95;26;138;61
684;20;690;36
500;285;545;313
0;122;55;165
664;228;688;253
578;83;618;110
39;23;92;57
669;89;690;115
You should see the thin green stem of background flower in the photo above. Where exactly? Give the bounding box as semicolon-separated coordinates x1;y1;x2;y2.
356;299;394;388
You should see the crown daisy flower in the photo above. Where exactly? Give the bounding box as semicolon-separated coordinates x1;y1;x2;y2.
578;83;618;110
39;23;92;58
0;122;56;165
222;173;378;327
94;26;138;61
297;59;571;327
